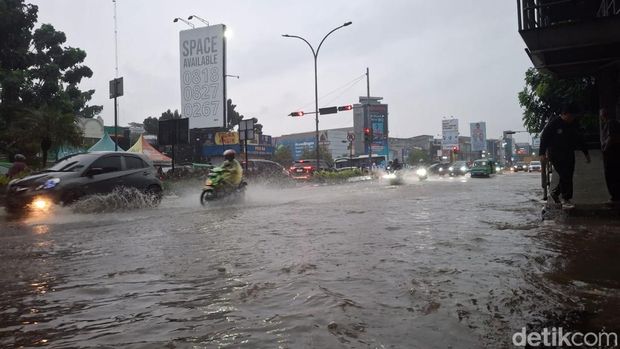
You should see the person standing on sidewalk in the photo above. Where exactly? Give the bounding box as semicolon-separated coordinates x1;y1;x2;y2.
600;107;620;203
539;104;591;206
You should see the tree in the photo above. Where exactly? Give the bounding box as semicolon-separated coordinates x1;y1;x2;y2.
160;109;181;121
273;144;293;166
226;99;243;130
300;144;333;165
406;148;429;165
0;3;101;164
10;104;82;166
518;68;596;134
143;116;159;135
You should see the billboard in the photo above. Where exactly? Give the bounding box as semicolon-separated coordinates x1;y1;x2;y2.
470;122;487;152
368;104;389;156
179;24;226;128
215;132;239;145
442;119;459;150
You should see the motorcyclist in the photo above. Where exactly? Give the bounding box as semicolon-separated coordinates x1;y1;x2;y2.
8;154;28;179
392;158;402;171
220;149;243;191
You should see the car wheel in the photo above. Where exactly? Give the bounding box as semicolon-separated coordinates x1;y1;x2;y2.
145;185;162;206
61;190;83;206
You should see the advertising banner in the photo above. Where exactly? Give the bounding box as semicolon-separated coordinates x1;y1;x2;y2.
214;132;239;145
470;122;487;152
369;105;389;156
442;119;459;150
179;24;226;128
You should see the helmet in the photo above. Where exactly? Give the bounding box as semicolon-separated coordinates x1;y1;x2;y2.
223;149;236;161
14;154;25;161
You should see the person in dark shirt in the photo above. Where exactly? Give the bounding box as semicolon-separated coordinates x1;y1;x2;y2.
8;154;28;179
539;105;591;206
600;107;620;202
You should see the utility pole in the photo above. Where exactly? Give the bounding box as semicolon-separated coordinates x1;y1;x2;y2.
366;67;372;171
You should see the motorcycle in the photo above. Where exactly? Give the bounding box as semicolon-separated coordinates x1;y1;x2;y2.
416;167;428;181
200;167;247;206
382;165;404;185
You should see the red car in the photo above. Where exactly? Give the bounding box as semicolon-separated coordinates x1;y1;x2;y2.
288;159;331;180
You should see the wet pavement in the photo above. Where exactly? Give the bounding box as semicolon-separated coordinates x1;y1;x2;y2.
1;173;619;348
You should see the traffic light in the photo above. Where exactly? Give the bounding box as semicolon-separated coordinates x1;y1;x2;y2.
452;146;459;153
364;127;372;142
338;105;353;111
289;111;304;117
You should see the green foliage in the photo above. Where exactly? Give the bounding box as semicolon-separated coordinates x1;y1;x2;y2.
406;148;429;165
160;109;181;121
0;1;100;163
143;116;159;135
273;144;293;166
313;169;364;183
300;144;333;165
226;99;243;131
518;68;596;133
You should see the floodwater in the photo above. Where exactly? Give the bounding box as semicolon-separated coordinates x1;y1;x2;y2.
1;173;619;348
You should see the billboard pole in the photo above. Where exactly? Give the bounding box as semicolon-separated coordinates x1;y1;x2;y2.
366;67;372;170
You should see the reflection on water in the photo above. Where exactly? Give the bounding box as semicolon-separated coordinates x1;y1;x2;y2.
0;174;618;347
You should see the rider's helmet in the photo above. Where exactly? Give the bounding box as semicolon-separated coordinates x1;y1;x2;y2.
223;149;236;161
14;154;26;161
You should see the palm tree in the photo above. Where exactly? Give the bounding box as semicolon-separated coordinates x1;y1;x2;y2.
10;104;83;167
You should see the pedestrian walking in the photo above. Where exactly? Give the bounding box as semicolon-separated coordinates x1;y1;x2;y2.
539;104;591;207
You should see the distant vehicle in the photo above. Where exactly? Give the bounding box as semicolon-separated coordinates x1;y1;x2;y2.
512;162;528;172
448;161;470;176
242;159;291;183
428;163;450;176
5;152;163;213
528;161;542;172
288;159;331;180
334;155;386;170
470;159;496;178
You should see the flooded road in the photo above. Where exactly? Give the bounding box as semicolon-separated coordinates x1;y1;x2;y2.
1;173;619;348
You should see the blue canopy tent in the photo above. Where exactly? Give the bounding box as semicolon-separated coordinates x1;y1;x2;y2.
88;131;124;152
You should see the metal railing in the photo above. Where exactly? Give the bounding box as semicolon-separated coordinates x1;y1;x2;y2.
518;0;619;30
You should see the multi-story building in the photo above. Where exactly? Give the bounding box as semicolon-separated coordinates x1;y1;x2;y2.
275;128;354;161
353;96;389;157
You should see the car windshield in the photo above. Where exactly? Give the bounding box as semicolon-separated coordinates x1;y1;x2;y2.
475;161;487;166
530;161;541;165
47;154;98;172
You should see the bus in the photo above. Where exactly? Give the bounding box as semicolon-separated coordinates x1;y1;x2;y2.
334;155;387;170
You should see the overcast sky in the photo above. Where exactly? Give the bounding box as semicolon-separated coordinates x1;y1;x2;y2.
30;0;534;143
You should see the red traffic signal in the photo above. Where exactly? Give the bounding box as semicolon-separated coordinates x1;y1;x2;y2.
289;111;304;117
452;146;459;152
338;105;353;111
364;127;371;136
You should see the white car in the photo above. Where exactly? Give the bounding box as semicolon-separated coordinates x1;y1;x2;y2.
528;161;542;172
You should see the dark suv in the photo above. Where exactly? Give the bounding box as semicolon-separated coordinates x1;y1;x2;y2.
6;152;163;212
288;159;331;180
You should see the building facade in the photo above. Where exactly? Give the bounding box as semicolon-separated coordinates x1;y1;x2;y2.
275;128;354;161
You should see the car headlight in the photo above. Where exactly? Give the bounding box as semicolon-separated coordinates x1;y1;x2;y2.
36;178;60;190
416;168;427;176
495;167;500;171
448;167;454;171
460;166;467;172
438;168;443;172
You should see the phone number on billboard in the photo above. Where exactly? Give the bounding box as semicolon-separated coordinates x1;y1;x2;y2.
183;67;220;85
185;101;220;118
183;83;220;101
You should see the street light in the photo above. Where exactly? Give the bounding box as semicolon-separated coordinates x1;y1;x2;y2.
225;74;240;79
187;15;209;26
173;17;195;28
282;21;352;171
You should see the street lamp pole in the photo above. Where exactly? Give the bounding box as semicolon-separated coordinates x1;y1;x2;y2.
283;21;352;171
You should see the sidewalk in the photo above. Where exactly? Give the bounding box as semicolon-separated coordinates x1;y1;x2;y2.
549;149;619;218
